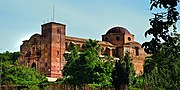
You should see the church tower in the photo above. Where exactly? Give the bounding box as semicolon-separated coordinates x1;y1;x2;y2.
41;22;66;78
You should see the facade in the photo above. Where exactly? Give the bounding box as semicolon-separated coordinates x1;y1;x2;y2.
18;21;147;78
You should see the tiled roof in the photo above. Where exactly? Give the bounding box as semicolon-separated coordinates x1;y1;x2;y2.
106;26;130;34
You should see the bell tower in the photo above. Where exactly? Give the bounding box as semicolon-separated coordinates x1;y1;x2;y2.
41;22;66;78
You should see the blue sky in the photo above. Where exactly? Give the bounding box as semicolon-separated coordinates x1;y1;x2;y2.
0;0;179;52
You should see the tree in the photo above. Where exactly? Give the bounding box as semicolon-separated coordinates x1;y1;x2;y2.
0;51;20;64
112;53;136;90
0;61;48;89
62;42;81;85
92;58;113;87
62;39;113;87
143;49;180;89
143;34;180;89
142;0;179;54
0;51;48;89
142;0;180;89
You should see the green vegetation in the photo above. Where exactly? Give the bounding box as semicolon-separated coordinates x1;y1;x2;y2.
63;39;113;87
142;0;180;89
0;51;20;64
0;51;48;90
142;0;179;54
143;33;180;89
1;1;179;90
112;53;136;90
62;39;140;89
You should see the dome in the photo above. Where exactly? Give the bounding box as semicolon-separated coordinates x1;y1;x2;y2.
106;26;130;34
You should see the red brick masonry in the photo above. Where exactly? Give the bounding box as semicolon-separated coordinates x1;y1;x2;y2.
19;22;147;78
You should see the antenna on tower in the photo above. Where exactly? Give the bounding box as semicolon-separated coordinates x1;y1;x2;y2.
51;5;55;22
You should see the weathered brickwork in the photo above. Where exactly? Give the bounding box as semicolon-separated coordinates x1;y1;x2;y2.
19;22;147;78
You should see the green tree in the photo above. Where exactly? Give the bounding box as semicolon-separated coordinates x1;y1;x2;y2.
92;58;113;87
62;42;80;85
142;0;180;89
112;53;136;90
142;0;179;54
63;39;113;87
143;34;180;89
0;61;48;89
0;51;20;64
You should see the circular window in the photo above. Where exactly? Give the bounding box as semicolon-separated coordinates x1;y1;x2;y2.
105;37;108;41
128;37;131;41
116;36;120;41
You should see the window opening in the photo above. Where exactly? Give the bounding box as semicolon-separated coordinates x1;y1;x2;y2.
31;62;36;70
135;47;139;56
116;36;120;41
45;63;47;67
57;29;60;34
128;37;131;41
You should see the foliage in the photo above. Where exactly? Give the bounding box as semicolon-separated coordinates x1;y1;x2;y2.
0;61;48;89
62;42;80;85
132;75;143;90
0;51;49;89
0;51;20;64
62;39;113;87
143;37;180;89
112;53;136;90
142;0;180;89
142;0;179;54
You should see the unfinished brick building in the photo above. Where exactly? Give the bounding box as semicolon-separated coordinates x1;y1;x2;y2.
18;21;147;78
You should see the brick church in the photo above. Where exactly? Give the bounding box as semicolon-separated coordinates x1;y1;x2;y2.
18;21;147;78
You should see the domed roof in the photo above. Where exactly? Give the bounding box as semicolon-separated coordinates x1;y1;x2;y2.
106;26;130;34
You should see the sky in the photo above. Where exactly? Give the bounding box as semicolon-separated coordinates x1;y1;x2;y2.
0;0;180;53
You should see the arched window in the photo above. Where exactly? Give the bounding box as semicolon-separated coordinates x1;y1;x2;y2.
31;62;36;70
57;50;60;55
32;47;36;55
57;29;60;34
36;48;41;56
45;63;47;67
135;47;139;56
